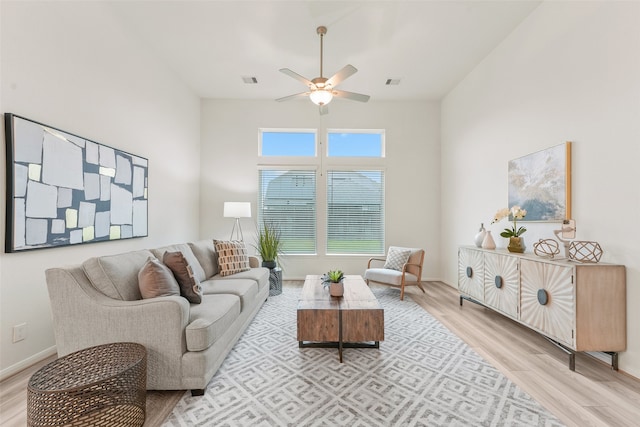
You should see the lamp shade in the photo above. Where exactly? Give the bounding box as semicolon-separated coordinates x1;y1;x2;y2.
223;202;251;218
309;88;333;106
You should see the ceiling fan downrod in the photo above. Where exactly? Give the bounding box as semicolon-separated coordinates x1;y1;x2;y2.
317;26;327;79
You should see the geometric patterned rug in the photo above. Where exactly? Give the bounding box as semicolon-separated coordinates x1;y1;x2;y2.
163;287;565;426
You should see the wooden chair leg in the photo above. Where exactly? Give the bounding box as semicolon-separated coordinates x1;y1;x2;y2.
400;283;405;300
416;282;426;293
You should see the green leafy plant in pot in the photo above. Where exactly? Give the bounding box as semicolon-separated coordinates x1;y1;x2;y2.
322;270;344;297
254;221;283;269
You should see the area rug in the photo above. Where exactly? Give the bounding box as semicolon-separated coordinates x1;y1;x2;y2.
164;287;564;426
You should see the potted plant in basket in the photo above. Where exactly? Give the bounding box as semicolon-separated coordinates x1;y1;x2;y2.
254;221;283;269
492;206;528;253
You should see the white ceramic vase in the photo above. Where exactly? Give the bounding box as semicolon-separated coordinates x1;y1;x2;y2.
481;230;496;249
474;223;486;248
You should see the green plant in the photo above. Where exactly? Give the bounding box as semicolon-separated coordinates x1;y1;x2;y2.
492;206;527;238
254;221;283;263
326;270;344;283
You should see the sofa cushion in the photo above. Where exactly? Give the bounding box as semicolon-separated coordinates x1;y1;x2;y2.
364;268;418;286
186;294;241;352
82;249;155;300
163;251;203;304
188;240;219;278
200;278;259;311
138;257;181;299
219;267;270;288
213;240;250;277
151;243;206;282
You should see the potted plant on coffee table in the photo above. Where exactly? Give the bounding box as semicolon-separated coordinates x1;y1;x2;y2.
322;270;344;297
254;221;283;269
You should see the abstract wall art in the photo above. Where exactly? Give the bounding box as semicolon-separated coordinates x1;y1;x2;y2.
508;142;571;222
4;113;148;252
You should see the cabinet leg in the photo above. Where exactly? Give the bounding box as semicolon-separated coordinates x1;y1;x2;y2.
605;352;619;370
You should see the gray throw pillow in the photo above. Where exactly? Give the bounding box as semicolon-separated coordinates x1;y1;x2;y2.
163;251;203;304
383;247;411;271
138;257;181;299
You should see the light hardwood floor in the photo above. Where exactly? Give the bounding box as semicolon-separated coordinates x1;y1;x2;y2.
2;281;639;426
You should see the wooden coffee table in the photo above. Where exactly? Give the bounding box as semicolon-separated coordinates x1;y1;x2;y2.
297;275;384;362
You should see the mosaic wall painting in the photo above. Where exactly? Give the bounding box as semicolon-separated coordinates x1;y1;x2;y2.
4;113;148;252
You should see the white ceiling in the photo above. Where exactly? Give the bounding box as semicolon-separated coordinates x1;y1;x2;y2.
109;1;542;101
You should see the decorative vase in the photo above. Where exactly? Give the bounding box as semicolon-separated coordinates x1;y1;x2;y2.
262;260;277;269
474;223;486;248
508;236;525;253
481;230;496;249
329;281;344;297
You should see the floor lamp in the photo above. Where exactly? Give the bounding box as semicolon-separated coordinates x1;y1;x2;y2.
223;202;251;241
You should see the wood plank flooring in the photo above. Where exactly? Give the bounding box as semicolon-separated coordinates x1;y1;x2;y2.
1;280;639;426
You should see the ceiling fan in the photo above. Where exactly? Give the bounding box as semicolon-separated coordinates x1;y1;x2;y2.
276;26;370;115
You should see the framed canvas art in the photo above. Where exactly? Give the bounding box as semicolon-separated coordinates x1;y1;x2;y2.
4;113;148;252
508;142;571;221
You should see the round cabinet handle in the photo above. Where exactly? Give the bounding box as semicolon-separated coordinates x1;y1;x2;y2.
466;267;473;278
537;289;549;305
495;275;503;289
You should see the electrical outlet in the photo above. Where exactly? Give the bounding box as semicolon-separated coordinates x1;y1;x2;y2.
12;323;27;343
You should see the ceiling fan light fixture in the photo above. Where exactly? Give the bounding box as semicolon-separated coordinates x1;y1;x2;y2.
309;88;333;106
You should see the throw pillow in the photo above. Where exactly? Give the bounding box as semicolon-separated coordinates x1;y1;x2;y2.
163;251;203;304
213;240;251;277
383;247;411;271
138;257;181;299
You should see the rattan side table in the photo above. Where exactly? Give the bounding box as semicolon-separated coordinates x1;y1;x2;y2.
27;342;147;427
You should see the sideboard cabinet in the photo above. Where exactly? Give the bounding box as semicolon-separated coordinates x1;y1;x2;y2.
458;246;626;370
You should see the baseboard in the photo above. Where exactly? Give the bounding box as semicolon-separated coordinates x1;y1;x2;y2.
0;345;57;382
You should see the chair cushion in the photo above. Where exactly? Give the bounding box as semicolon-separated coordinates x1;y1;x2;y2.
364;268;418;286
213;240;251;276
188;240;219;278
186;294;240;352
200;278;259;311
384;246;411;271
82;249;155;300
138;257;181;299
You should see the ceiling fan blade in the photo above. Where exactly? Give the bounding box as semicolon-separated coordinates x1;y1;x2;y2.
279;68;314;87
319;104;329;115
275;92;309;102
333;89;370;103
326;64;357;87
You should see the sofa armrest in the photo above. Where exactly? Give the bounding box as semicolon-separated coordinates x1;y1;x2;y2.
46;267;190;358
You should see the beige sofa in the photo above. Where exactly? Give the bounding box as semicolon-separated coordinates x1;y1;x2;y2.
45;239;269;395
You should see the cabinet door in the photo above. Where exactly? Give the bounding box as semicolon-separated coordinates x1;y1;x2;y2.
458;248;484;302
484;252;519;319
520;259;575;348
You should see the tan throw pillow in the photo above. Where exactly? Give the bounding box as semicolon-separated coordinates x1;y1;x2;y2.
213;240;251;277
163;251;203;304
384;247;411;271
138;257;181;299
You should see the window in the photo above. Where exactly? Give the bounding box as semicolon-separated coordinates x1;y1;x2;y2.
258;170;316;254
258;129;385;256
327;131;384;157
260;130;316;156
326;170;385;254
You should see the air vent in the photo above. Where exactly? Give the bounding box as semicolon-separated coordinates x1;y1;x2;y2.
385;78;401;86
242;76;258;84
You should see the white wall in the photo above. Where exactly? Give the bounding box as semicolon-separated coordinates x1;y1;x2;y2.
0;2;201;377
441;2;640;377
200;99;441;280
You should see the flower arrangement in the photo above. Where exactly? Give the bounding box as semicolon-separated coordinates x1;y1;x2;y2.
492;206;527;238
